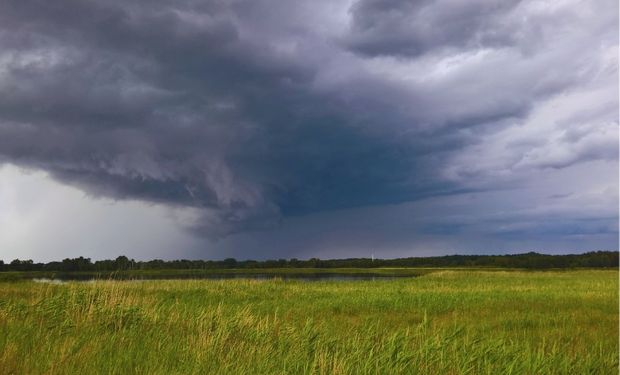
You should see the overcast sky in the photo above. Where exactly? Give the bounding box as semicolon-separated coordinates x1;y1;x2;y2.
0;0;617;262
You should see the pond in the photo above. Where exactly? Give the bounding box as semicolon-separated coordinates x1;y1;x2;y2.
32;273;414;283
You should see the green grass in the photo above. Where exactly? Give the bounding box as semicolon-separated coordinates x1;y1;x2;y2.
0;270;617;374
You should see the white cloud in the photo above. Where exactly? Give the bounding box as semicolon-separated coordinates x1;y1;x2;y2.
0;164;203;262
443;53;618;185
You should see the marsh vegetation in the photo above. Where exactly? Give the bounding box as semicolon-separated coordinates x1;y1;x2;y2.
0;270;617;374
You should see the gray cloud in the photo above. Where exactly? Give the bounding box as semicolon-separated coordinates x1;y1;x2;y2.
344;0;523;57
0;0;617;251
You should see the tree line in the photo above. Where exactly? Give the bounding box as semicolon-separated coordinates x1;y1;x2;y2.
0;251;617;272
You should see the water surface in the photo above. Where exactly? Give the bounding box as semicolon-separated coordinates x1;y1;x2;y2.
33;273;413;283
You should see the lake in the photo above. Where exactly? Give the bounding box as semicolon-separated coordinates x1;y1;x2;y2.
32;273;413;282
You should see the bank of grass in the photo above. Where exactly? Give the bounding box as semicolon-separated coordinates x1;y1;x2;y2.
0;270;617;374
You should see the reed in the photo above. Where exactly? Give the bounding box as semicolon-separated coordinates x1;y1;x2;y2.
0;270;617;374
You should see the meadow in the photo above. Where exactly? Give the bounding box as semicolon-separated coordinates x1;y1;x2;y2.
0;269;617;374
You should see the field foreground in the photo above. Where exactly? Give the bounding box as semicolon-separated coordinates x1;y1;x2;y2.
0;270;617;374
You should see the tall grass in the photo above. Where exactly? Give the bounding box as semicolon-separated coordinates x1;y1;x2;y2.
0;270;617;374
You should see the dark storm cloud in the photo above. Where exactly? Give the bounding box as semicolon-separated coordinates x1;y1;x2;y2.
0;0;617;242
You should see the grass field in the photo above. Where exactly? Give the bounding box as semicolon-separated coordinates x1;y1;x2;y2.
0;270;617;374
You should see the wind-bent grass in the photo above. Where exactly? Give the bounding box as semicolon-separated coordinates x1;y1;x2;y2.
0;270;617;374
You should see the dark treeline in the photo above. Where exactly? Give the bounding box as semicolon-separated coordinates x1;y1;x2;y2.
0;251;617;272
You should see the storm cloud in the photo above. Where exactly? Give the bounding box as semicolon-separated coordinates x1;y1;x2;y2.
0;0;617;256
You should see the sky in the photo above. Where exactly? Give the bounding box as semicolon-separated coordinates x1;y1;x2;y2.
0;0;618;262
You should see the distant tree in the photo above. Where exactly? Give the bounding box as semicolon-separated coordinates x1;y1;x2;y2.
307;258;320;268
61;257;92;272
1;251;618;272
9;259;34;271
223;258;237;268
114;256;131;270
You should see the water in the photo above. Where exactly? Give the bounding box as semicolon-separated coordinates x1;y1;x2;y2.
32;273;413;283
33;278;66;284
